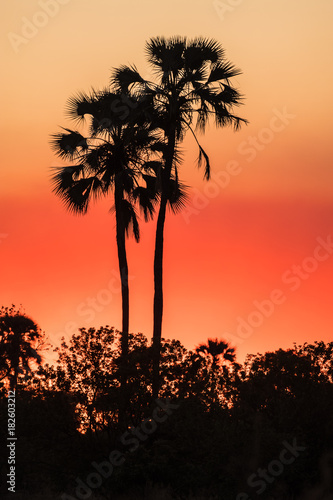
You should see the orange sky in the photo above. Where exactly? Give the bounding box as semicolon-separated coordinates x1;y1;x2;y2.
1;0;333;363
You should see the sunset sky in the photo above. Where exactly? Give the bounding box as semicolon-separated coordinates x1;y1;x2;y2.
1;0;333;364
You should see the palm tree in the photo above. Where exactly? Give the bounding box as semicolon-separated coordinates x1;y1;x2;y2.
50;89;158;388
194;338;236;408
195;338;235;369
113;36;247;397
0;306;43;390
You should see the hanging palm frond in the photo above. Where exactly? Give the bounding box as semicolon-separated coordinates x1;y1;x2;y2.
120;199;140;242
197;144;210;180
166;178;189;214
207;61;242;83
132;186;156;222
51;164;85;195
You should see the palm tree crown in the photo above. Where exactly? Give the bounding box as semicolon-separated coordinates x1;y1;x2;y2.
51;90;158;225
113;36;247;178
0;306;43;390
196;338;236;368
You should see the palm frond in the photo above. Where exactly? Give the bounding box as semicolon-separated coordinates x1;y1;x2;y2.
213;104;248;130
121;199;140;242
195;338;236;364
1;316;38;336
197;144;211;180
195;105;209;132
65;90;95;122
171;144;184;169
50;164;86;195
83;147;105;173
50;128;88;160
206;61;242;83
224;348;236;362
146;36;185;68
145;37;190;87
141;161;162;174
167;178;189;214
53;176;101;215
177;66;208;90
217;85;243;106
91;89;143;133
149;140;167;154
142;172;161;200
186;124;211;180
132;186;156;222
119;169;135;195
188;37;224;64
111;65;145;93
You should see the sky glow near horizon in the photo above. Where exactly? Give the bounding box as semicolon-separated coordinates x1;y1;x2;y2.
1;0;333;363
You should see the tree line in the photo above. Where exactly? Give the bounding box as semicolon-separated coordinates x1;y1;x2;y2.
1;307;333;498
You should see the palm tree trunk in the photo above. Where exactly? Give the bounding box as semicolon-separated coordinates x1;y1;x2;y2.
115;187;129;357
114;180;129;424
152;195;167;398
10;352;19;392
152;127;176;399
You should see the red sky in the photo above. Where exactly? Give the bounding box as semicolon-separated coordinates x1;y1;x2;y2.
1;0;333;364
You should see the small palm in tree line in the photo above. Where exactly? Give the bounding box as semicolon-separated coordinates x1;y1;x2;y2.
196;338;236;368
0;306;43;390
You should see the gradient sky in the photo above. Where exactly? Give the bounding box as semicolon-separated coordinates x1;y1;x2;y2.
1;0;333;364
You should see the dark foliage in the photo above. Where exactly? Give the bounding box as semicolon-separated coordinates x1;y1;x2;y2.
1;326;333;499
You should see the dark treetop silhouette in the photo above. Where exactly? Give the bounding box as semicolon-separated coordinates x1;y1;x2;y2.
4;328;332;498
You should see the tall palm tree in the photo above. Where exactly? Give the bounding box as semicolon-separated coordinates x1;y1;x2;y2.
0;306;42;390
50;89;158;382
113;36;247;397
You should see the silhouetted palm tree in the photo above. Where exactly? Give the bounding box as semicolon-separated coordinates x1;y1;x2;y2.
195;338;235;368
113;36;247;397
0;306;42;390
50;89;158;371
